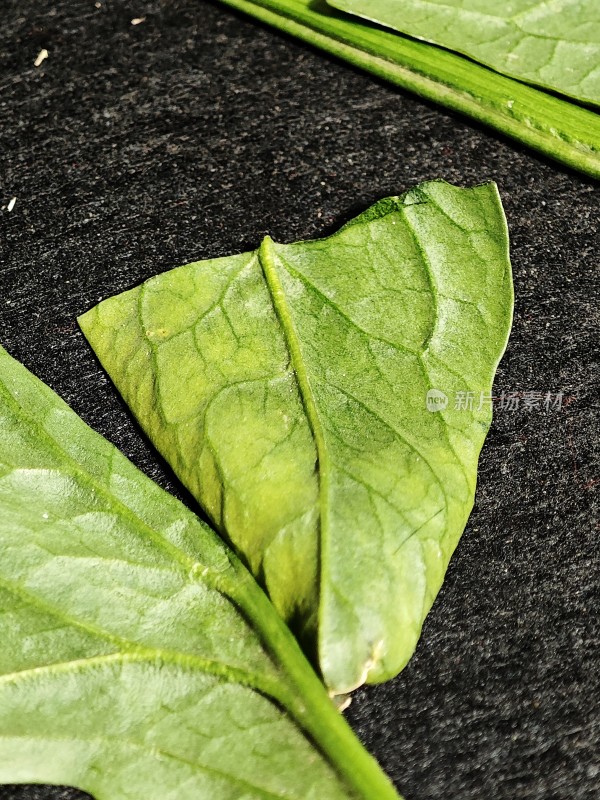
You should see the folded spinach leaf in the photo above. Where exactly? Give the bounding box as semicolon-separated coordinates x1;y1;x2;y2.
215;0;600;179
0;345;400;800
80;180;513;694
329;0;600;106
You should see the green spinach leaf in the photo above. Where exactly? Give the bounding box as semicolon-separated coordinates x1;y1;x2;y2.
80;180;513;694
329;0;600;106
215;0;600;178
0;345;399;800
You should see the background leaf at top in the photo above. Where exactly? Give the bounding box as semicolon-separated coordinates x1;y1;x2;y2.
329;0;600;106
79;180;514;694
214;0;600;178
0;345;400;800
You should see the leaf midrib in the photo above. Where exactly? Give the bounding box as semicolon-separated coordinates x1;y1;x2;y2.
0;650;287;705
259;206;473;515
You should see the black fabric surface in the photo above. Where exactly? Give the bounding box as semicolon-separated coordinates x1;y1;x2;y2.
1;2;598;799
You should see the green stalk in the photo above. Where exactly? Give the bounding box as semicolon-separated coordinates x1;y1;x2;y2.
228;561;402;800
216;0;600;178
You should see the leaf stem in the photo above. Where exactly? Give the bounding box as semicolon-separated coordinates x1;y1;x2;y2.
230;563;403;800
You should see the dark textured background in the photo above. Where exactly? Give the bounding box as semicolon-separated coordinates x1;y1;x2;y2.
1;1;598;799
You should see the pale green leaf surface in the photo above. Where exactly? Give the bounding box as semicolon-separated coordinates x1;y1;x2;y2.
0;345;399;800
80;180;513;693
329;0;600;105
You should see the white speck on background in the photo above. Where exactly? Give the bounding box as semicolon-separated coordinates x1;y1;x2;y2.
7;197;16;212
131;17;146;25
34;49;48;67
